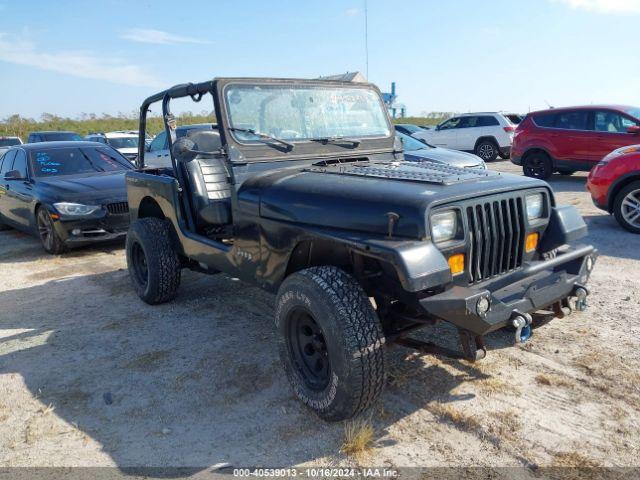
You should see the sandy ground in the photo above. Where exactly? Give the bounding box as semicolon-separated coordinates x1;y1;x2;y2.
0;160;639;472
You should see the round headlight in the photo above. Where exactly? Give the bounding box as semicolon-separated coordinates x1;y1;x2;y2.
431;210;457;243
526;193;544;220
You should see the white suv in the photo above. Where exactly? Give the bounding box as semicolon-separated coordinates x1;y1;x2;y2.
85;131;140;162
412;112;516;162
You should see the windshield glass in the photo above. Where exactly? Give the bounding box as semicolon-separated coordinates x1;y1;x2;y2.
399;124;421;134
108;136;138;149
397;132;432;151
0;138;20;147
625;107;640;120
41;132;83;141
30;146;132;177
225;84;391;143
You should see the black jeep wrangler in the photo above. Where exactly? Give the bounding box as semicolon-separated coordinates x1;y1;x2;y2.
125;78;596;421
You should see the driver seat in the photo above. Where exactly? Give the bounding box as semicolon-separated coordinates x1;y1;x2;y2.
178;130;232;231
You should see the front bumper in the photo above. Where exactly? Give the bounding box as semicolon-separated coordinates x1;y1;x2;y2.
420;245;596;335
510;154;522;166
53;214;129;245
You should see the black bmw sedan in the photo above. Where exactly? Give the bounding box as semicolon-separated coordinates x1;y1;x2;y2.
0;141;132;254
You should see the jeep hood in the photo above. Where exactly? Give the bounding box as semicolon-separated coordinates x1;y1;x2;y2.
249;160;549;239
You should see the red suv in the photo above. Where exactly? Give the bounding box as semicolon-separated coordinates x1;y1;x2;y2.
587;145;640;233
512;105;640;179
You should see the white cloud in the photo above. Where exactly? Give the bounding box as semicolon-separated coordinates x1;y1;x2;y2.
0;32;161;88
552;0;640;14
121;28;210;45
345;7;360;16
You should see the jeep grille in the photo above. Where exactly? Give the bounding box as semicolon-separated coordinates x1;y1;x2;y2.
466;196;526;283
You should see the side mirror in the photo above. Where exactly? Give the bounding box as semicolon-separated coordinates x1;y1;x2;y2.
171;137;197;163
627;125;640;134
4;170;25;180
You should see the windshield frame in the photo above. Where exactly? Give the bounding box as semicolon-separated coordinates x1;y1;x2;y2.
217;79;394;163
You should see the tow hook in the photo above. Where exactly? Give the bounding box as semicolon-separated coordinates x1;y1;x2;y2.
511;312;533;343
574;286;588;312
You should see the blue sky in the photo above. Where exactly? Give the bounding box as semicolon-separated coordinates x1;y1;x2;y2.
0;0;639;118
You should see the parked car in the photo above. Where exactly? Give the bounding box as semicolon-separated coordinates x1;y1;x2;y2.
512;105;640;179
413;113;515;162
587;145;640;233
0;136;22;155
85;131;140;162
0;142;133;253
394;123;426;136
124;77;595;421
144;124;215;167
397;132;485;169
27;131;83;143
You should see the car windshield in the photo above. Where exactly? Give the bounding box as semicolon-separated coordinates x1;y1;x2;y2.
108;136;138;149
399;124;421;133
0;138;20;147
397;132;432;151
625;107;640;120
41;132;83;141
30;146;132;177
224;84;391;143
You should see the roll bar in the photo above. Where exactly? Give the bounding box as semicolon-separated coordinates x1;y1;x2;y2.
136;80;215;169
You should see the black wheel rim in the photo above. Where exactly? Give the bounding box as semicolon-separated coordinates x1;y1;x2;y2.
287;308;331;391
37;209;54;251
525;156;548;177
131;242;149;288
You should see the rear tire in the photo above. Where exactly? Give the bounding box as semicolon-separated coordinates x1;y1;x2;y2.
275;266;386;421
613;181;640;234
36;207;66;254
126;218;181;304
475;140;499;162
523;151;553;180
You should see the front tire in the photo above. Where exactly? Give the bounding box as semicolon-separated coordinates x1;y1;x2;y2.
126;218;181;304
475;140;499;162
275;266;386;421
523;151;553;180
36;207;66;254
613;181;640;234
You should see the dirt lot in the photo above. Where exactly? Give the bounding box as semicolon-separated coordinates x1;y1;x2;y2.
1;160;639;471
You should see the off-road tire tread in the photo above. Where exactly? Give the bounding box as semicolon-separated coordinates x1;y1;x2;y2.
277;266;386;421
126;218;181;304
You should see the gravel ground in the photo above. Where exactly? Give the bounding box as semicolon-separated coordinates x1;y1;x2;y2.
0;160;639;471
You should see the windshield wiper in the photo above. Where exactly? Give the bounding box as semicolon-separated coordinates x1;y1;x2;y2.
310;136;361;148
229;127;294;151
80;150;105;172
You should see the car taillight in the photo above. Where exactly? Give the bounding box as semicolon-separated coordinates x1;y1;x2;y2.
503;126;516;132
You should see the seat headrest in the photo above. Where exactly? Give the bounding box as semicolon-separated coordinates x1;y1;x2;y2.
187;130;222;153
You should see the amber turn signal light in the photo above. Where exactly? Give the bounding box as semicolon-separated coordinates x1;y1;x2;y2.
525;232;539;253
448;253;465;275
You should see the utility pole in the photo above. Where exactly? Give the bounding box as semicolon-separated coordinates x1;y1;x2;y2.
364;0;369;79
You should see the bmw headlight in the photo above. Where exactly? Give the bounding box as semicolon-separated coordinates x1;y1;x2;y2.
431;210;457;243
53;202;101;216
525;193;544;220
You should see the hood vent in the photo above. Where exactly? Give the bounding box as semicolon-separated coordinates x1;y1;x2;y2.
304;160;495;186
